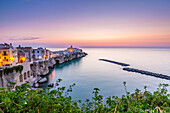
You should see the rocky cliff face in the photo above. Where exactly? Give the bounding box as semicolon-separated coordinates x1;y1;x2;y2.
31;62;40;76
0;52;87;88
1;63;34;88
40;60;49;75
2;71;20;88
48;58;56;68
31;60;49;76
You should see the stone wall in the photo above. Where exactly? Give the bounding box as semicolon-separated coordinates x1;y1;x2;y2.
0;70;3;87
31;60;49;77
54;56;65;64
0;59;50;88
0;62;34;88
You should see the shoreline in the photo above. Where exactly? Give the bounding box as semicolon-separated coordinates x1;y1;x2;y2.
0;49;87;89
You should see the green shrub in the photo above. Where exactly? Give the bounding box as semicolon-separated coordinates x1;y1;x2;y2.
0;80;169;113
2;65;23;75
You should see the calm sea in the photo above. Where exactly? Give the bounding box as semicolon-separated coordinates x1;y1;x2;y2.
41;48;170;101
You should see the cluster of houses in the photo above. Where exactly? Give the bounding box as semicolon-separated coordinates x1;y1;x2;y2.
0;43;83;67
53;45;83;57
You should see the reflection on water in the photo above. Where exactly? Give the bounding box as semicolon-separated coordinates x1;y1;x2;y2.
55;58;82;70
40;58;83;87
41;48;170;101
48;69;55;82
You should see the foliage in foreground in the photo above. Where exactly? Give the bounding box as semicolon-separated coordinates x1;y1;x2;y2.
0;80;169;113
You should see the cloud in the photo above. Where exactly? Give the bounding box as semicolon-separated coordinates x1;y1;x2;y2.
9;37;40;41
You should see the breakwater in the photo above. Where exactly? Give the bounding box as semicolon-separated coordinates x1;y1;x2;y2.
99;59;130;66
99;58;169;80
123;67;170;80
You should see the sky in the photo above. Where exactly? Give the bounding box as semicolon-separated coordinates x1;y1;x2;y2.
0;0;170;48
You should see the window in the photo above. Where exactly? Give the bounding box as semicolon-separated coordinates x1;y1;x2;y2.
33;55;35;59
27;71;30;78
3;51;7;55
20;74;23;82
24;72;27;80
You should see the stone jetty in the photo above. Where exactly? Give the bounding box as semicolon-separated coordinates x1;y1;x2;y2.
99;59;130;66
123;67;170;80
99;58;170;80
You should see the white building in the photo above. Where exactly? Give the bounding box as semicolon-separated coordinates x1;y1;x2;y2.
17;50;29;63
33;47;46;60
53;51;64;57
32;48;53;60
67;45;83;54
63;50;70;55
17;46;33;62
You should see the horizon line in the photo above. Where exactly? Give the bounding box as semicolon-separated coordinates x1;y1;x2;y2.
8;44;170;49
47;46;170;48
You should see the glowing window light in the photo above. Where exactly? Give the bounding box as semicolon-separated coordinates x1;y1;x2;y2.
10;56;14;61
22;57;25;62
44;55;47;58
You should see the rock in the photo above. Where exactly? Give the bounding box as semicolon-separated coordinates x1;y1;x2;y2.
48;83;54;87
34;83;39;88
31;60;49;76
38;77;47;83
48;58;56;69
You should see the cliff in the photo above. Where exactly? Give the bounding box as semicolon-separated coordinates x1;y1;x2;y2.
30;60;49;76
48;58;56;68
0;63;33;88
0;52;87;88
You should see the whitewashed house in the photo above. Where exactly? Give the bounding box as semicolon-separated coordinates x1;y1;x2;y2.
33;47;46;60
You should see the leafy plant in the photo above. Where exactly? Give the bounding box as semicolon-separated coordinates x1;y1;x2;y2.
2;65;23;75
0;79;169;113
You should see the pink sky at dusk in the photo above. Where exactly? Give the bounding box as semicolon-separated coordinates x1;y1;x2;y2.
0;0;170;47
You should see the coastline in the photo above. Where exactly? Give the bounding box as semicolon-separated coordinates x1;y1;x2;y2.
0;50;87;89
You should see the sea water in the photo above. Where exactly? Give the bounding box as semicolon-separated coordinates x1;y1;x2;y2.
41;48;170;101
